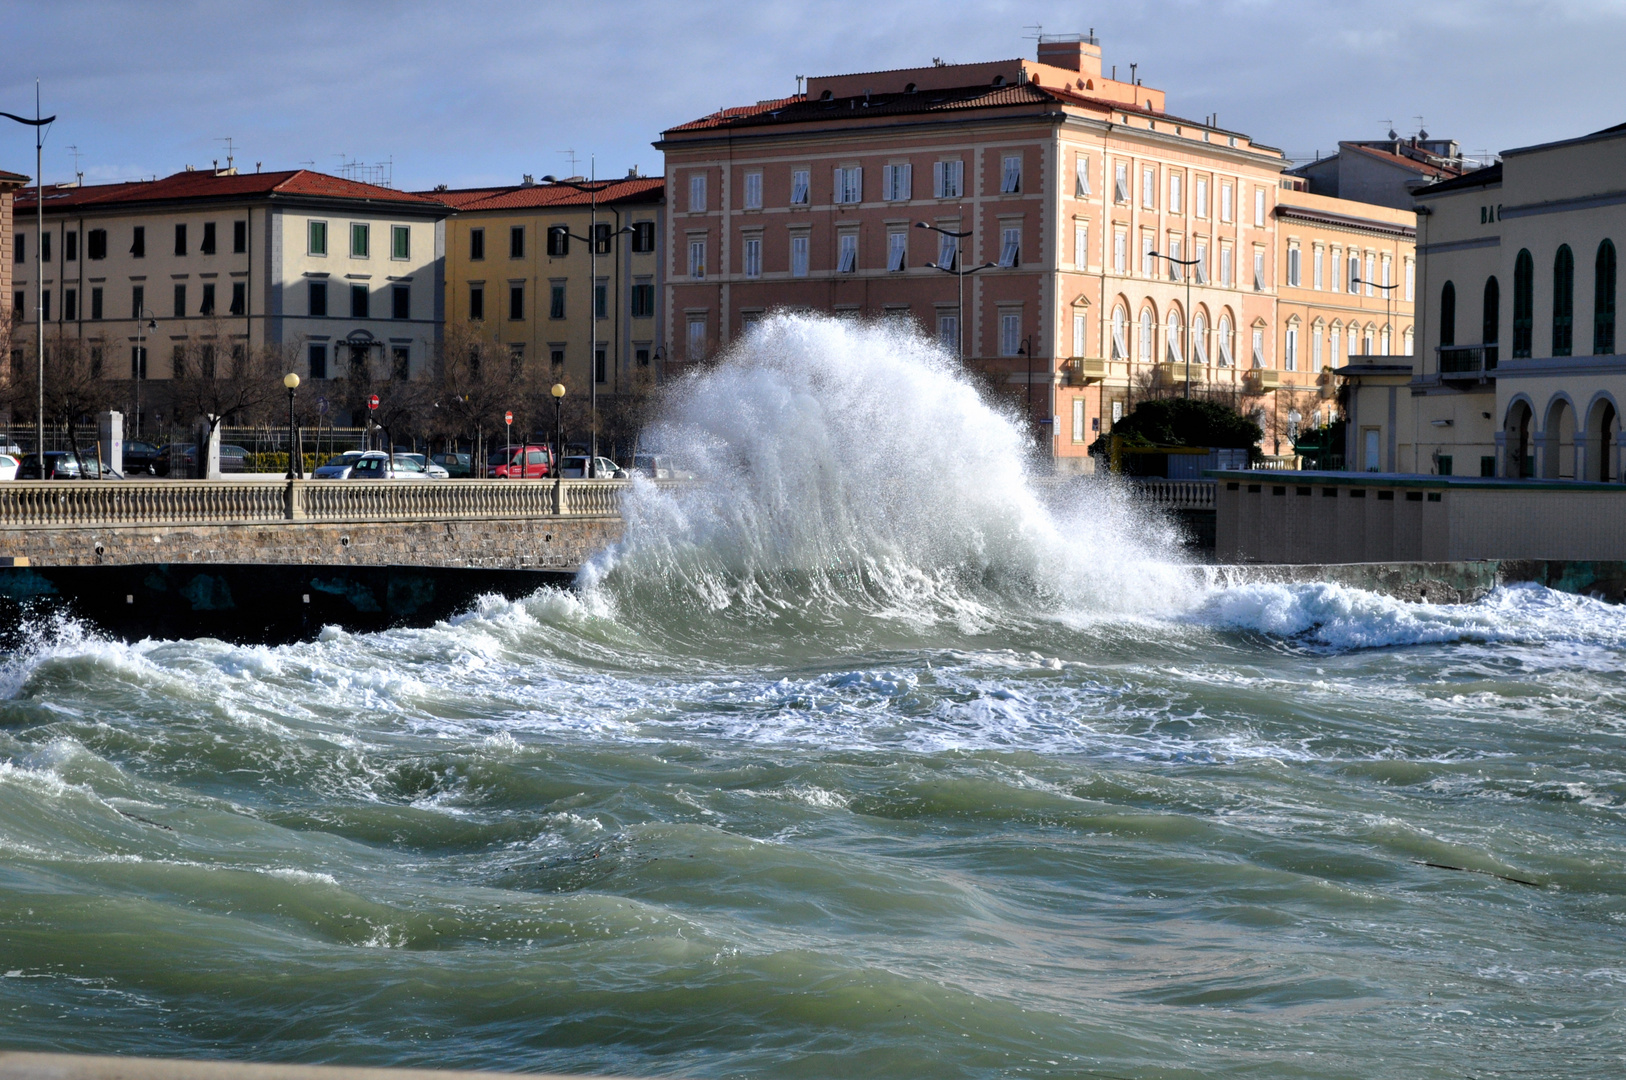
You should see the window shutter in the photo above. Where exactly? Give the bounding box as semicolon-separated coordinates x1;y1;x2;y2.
852;167;862;203
933;162;944;199
1075;156;1090;198
833;167;843;203
900;163;912;199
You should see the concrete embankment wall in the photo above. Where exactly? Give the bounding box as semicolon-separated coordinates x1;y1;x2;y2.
1204;559;1626;604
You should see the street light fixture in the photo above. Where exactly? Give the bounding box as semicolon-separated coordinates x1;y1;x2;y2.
550;382;566;482
916;220;996;364
541;170;635;478
3;84;56;461
1352;277;1399;357
1149;250;1202;399
282;372;301;479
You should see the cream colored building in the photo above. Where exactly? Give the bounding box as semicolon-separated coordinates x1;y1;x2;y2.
1346;122;1626;480
9;167;448;428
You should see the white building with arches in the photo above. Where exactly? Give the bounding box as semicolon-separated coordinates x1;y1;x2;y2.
1349;121;1625;479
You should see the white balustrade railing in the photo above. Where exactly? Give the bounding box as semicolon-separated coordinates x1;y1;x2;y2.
0;479;633;528
1125;479;1217;509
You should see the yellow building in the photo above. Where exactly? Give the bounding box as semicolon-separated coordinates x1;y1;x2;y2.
1273;185;1417;457
432;176;665;398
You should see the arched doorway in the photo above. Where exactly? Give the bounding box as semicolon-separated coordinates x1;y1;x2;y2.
1505;400;1534;478
1542;397;1576;479
1586;397;1618;482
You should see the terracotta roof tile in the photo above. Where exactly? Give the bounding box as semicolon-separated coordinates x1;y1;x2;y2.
420;177;663;211
15;168;444;212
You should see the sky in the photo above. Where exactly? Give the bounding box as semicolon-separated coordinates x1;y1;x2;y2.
5;0;1626;193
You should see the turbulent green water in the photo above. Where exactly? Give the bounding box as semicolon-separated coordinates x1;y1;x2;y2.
4;318;1625;1078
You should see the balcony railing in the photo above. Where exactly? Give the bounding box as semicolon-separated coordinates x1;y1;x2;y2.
1126;478;1216;509
1438;344;1499;376
0;479;640;528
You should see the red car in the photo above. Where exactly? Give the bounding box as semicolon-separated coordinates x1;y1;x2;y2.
487;445;554;478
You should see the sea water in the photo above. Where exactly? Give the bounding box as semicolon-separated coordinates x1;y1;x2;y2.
2;315;1624;1079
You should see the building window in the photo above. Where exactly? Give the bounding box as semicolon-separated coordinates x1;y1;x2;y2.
63;288;76;321
468;283;483;320
1217;315;1234;365
130;284;143;320
593;222;612;255
1330;323;1341;364
1220;183;1233;222
351;222;369;258
90;286;103;320
1513;248;1534;358
1254;249;1266;291
130;345;147;379
1000;226;1020;268
1348;253;1360;293
792;234;809;277
1254;187;1266;226
66;231;79;262
392;225;410;260
234;220;247;254
1220;245;1233;288
1141;167;1155;208
594;279;607;320
1194;177;1208;218
1405;258;1416;301
689;173;706;212
937;311;959;352
1073;312;1086;357
791;168;810;205
174;224;187;256
835;166;862;204
883;163;912;201
931;160;963;200
744;236;762;278
687;316;706;360
172;284;185;318
201;222;216;255
838;232;858;273
636;346;651;367
630;221;655;253
308;220;327;256
1252;327;1265;367
393;346;410;380
737;169;762;210
1285;323;1298;371
1440;280;1456;347
689;238;706;278
1364;255;1375;296
87;229;107;260
550;346;565;367
1193;312;1209;364
41;231;51;262
1169;172;1183;213
499;225;519;259
392;284;410;319
1074;222;1087;269
1286;246;1300;287
308;280;328;316
1073;398;1086;442
467;228;486;262
550;282;566;319
1194;241;1208;284
1001;155;1022;194
547;226;568;257
631;281;654;317
1113;162;1129;203
999;312;1021;356
936;232;958;271
308;344;327;379
1074;154;1090;198
1112;231;1126;274
1553;244;1575;356
1111;306;1127;359
1140;232;1154;276
230;281;245;315
594;346;607;383
1166;309;1183;363
351;283;370;318
13;233;22;263
199;283;214;315
508;283;523;321
1483;276;1500;347
1312;325;1323;371
1167;237;1183;280
887;231;906;272
1313;247;1324;290
1138;308;1153;363
1596;239;1617;354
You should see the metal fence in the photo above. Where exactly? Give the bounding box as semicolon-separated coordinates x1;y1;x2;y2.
0;478;636;527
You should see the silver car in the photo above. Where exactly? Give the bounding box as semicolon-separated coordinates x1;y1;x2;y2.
313;450;366;479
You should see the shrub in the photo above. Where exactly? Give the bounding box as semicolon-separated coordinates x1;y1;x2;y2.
1090;398;1261;454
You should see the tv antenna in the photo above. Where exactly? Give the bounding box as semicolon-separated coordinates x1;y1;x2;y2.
216;136;236;170
1024;23;1045;41
65;144;82;183
795;74;805;95
557;149;580;176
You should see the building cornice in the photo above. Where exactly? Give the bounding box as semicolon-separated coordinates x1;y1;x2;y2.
1273;203;1416;240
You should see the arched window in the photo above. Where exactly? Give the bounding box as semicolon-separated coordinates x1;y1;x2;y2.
1192;311;1208;364
1138;307;1154;363
1330;322;1342;364
1596;239;1617;355
1363;323;1375;355
1439;280;1456;347
1111;305;1128;359
1553;244;1574;356
1483;276;1500;348
1166;307;1183;363
1217;313;1233;365
1403;327;1414;355
1513;249;1534;358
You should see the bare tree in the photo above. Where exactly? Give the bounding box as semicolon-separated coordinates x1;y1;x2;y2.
5;331;120;469
168;326;286;475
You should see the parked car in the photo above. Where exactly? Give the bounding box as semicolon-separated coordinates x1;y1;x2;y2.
430;451;473;478
488;445;554;478
18;452;102;479
559;455;627;479
396;453;449;479
156;443;249;476
0;454;18;481
123;440;165;475
347;451;430;480
313;450;367;479
631;453;675;479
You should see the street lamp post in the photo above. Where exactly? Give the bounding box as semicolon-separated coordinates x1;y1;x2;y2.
551;382;566;483
1353;276;1399;356
283;372;301;479
3;84;56;461
541;171;634;478
915;221;996;364
1149;250;1202;399
133;308;156;438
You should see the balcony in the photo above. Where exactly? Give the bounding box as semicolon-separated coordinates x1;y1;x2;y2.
1438;344;1498;381
1155;361;1202;384
1068;357;1108;386
1246;368;1282;391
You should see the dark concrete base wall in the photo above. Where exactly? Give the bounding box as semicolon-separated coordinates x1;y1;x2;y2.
0;563;577;645
1204;560;1626;604
0;516;621;570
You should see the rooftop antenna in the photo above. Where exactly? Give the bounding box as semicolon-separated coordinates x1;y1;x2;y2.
795;74;805;95
216;136;236;170
557;148;579;177
1129;62;1138;84
1024;23;1045;42
65;144;82;184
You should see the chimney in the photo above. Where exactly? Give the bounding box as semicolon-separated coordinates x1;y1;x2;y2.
1035;33;1102;78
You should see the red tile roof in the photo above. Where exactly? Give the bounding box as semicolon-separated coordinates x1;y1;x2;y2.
1340;142;1463;179
15;168;444;212
420;177;663;212
0;168;28;185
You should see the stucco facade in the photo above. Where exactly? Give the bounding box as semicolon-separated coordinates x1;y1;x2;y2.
0;167;26;335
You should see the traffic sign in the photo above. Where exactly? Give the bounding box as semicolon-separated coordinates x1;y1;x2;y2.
316;395;329;416
368;394;379;410
504;411;513;426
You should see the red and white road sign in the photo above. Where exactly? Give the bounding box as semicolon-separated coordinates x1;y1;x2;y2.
368;394;380;410
504;411;513;425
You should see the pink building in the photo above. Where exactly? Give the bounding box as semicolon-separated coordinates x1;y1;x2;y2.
657;35;1291;470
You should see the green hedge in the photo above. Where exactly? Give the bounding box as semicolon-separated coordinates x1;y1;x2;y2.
243;452;322;473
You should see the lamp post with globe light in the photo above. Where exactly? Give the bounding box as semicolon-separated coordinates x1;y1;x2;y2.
551;382;566;480
283;372;301;479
